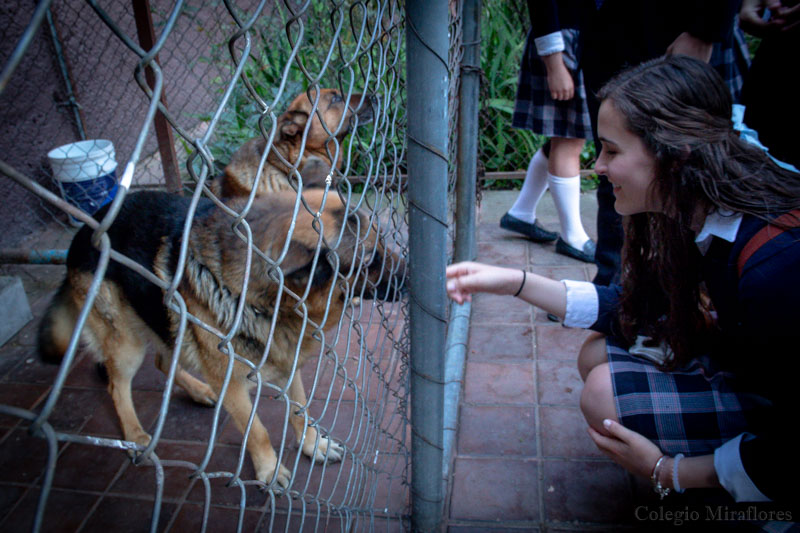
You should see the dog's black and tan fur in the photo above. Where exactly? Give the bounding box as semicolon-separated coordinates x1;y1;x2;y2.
39;190;402;487
214;88;374;199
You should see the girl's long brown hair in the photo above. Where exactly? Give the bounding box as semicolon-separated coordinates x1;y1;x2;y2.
597;55;800;368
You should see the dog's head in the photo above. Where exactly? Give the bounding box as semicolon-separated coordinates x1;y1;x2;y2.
219;88;376;196
278;88;375;149
233;190;404;311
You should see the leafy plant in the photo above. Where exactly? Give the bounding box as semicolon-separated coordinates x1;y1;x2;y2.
197;0;596;192
194;0;405;189
478;1;543;175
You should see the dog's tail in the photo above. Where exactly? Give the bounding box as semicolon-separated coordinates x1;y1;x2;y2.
38;279;79;364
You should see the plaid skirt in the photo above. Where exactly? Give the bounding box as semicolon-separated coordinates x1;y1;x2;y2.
512;28;593;140
606;336;767;457
710;24;751;105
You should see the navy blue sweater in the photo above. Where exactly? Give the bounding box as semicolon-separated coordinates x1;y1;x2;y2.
591;214;800;502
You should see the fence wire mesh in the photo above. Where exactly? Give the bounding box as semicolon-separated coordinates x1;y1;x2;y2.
0;0;464;530
446;0;463;251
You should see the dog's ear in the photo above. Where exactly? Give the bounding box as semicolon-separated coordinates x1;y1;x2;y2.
279;111;308;139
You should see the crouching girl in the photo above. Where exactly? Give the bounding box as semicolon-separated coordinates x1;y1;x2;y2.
447;56;800;503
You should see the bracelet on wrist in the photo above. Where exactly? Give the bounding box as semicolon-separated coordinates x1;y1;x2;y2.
651;455;672;500
513;270;526;297
673;453;685;493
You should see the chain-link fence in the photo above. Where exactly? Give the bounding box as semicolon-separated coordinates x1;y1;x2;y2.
0;0;478;530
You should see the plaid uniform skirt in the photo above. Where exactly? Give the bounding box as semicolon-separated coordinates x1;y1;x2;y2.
512;28;593;140
710;24;751;105
606;336;767;457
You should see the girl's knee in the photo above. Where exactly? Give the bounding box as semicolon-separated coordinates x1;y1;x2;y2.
579;362;617;433
577;331;607;381
550;136;586;154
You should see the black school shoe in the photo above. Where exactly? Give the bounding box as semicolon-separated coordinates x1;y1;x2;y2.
555;237;596;263
500;212;558;243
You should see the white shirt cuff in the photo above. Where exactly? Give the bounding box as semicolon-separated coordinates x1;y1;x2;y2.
714;433;771;502
561;280;598;328
534;32;565;56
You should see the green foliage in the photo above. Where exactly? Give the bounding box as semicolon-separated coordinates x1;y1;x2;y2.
579;141;599;191
744;33;761;59
197;1;597;190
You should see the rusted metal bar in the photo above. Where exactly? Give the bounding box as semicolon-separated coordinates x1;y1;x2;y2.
480;169;597;183
132;0;182;194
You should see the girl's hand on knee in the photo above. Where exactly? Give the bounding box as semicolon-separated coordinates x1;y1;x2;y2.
587;419;663;479
445;262;522;304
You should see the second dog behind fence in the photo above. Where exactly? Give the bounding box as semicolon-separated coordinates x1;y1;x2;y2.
38;189;405;489
212;89;376;199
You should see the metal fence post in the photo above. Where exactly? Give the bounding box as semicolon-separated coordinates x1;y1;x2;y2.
455;0;480;264
443;0;480;486
406;0;449;530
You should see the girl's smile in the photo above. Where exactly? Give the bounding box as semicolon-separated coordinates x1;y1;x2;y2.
594;100;661;216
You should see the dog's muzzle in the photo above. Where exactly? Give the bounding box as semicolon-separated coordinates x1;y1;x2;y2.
364;253;406;301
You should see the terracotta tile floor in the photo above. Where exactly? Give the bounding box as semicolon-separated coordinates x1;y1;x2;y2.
445;191;650;532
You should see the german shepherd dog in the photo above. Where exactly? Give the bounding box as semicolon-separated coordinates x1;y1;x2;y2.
38;189;403;488
213;88;375;198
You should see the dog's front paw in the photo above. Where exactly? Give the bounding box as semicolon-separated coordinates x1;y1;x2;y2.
302;434;344;464
124;430;152;458
187;382;218;407
179;372;218;407
256;459;292;490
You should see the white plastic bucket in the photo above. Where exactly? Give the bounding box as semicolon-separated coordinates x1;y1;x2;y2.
47;139;119;226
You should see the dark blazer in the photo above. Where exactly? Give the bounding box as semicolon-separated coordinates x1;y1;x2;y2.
742;10;800;169
526;0;586;37
581;0;740;76
592;213;800;501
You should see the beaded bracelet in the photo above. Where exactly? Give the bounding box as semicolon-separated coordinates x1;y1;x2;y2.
651;455;672;500
673;453;685;493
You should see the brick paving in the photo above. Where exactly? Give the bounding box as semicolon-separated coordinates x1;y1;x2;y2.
446;190;650;532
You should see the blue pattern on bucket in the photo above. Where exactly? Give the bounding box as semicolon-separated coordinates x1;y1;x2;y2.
59;169;118;217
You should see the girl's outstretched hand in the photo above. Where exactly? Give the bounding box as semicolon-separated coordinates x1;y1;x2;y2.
445;262;521;304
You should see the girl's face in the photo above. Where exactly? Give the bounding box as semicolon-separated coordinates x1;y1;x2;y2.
594;100;661;215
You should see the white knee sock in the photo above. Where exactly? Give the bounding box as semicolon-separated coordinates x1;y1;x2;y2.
547;173;590;248
508;148;548;224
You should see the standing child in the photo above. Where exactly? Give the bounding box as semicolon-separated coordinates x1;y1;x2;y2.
501;0;596;263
